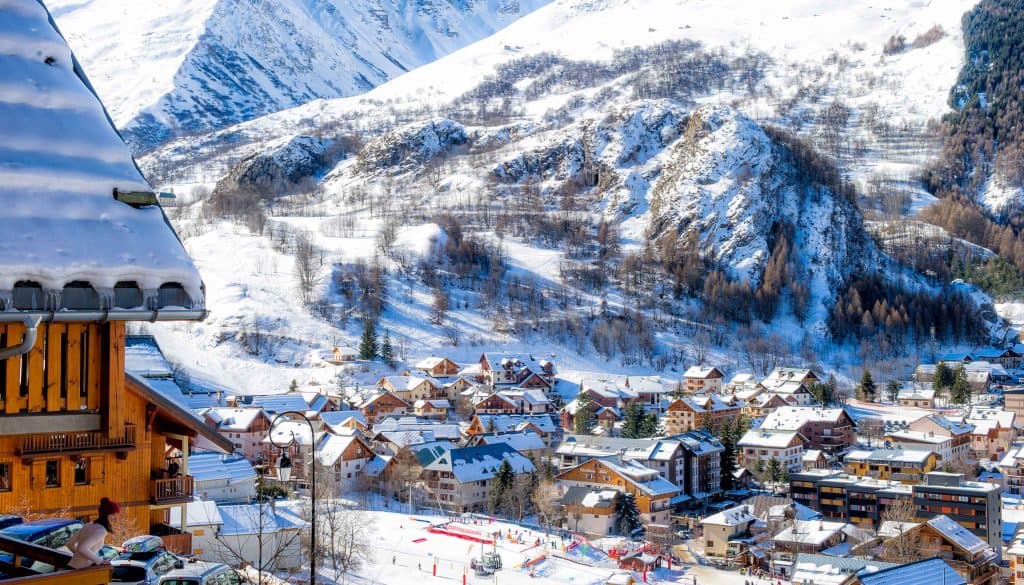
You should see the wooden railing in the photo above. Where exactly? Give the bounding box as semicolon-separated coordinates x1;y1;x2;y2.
0;534;111;585
151;475;195;505
18;424;135;456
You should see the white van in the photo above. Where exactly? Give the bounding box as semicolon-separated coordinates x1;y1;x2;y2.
157;561;244;585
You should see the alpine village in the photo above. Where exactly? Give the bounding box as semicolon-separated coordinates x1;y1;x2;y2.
5;1;1024;585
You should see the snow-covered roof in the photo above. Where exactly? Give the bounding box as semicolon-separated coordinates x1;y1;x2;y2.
480;431;546;452
0;0;203;313
263;420;319;446
885;430;950;446
372;417;461;439
844;448;934;465
773;519;847;547
701;504;757;527
877;521;921;539
204;407;265;431
965;406;1014;431
381;374;434;391
424;443;535;484
414;399;451;408
217;503;307;536
760;406;848;430
557;434;685;461
473;414;557;434
414;356;454;369
897;384;935;400
683;365;723;379
927;515;991;555
315;433;368;466
362;455;392;478
319;409;368;433
857;558;966;585
188;452;257;485
674;430;726;456
169;499;223;529
125;336;175;377
590;456;680;497
239;393;312;414
738;429;802;449
802;449;824;462
790;554;897;585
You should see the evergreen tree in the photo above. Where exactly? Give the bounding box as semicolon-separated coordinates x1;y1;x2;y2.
614;492;642;536
809;382;832;405
640;413;659;437
857;369;877;402
950;366;971;405
488;459;515;516
358;319;378;360
933;362;954;392
289;379;298;393
671;381;686;400
717;417;739;491
622;402;645;438
885;380;902;403
549;392;564;411
573;393;597;435
380;330;394;365
766;457;783;486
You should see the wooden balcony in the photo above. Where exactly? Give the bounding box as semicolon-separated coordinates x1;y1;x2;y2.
2;566;112;585
16;424;135;457
0;533;110;584
151;475;195;505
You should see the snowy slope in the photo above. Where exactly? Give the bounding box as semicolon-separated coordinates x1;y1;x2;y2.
124;0;998;392
48;0;550;152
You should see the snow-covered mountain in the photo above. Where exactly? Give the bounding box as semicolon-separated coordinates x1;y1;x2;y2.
48;0;549;152
57;0;1008;392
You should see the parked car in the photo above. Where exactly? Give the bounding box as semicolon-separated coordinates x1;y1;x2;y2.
158;561;244;585
112;536;184;585
0;518;84;572
0;516;23;531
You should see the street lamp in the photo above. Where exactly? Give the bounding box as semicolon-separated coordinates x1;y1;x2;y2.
268;411;317;585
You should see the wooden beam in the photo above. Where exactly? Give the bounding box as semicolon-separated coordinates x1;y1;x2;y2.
4;324;23;414
46;323;65;412
65;323;82;411
0;534;72;568
104;323;125;438
26;324;45;413
86;325;100;411
3;566;112;585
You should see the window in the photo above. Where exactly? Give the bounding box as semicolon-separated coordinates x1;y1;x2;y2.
0;463;10;491
74;459;89;485
45;460;60;487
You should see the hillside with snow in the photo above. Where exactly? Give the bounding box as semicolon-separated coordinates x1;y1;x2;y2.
48;0;548;152
67;0;1019;393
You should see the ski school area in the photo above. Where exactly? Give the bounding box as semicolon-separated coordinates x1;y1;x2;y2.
358;511;698;585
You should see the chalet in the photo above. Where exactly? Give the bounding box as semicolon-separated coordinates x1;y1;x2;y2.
964;406;1016;459
315;433;374;491
263;420;320;485
319;409;370;434
0;4;232;568
198;407;271;464
580;379;635;409
561;487;619;537
371;417;462;442
884;516;998;585
998;445;1024;495
763;367;820;388
802;449;828;470
358;392;410;424
556;435;688;485
940;352;974;366
413;399;450;420
595;406;621;430
897;384;936;408
759;407;855;454
556;456;680;527
473;392;519;415
772;519;854;558
378;375;440;402
499;389;552;414
738;429;805;472
683;366;725;393
908;415;974;463
744;393;788;418
413;356;461;378
884;430;955;463
188;502;306;572
478;353;555;388
974;347;1022;369
623;376;671;413
418;443;535;512
700;505;757;560
664;394;742;434
465;414;559;447
844;449;938;483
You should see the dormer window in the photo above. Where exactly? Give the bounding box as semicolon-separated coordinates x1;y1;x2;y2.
114;281;143;309
62;282;99;310
12;281;43;310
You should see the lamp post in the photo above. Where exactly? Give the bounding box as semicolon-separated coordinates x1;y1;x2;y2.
268;411;316;585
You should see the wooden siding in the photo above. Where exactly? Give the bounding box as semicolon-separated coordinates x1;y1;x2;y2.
0;323;105;417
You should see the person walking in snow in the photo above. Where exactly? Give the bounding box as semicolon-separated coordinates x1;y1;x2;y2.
66;498;120;568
